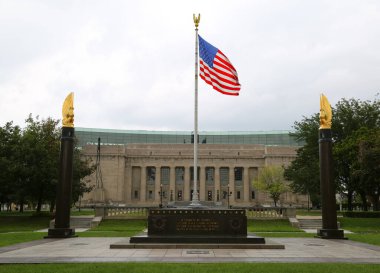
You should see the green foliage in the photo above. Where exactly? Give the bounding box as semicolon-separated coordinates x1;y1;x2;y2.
342;211;380;218
253;166;289;207
0;114;95;212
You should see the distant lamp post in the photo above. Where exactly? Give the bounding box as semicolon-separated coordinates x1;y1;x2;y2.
227;184;232;209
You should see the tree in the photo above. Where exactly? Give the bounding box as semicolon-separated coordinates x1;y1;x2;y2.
22;115;61;212
71;148;95;208
333;98;380;210
0;114;96;213
0;122;22;211
253;166;289;207
285;96;380;211
284;114;320;208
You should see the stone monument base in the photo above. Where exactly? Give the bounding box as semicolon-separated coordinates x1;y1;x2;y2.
316;228;347;239
129;208;266;245
45;228;77;238
130;234;264;244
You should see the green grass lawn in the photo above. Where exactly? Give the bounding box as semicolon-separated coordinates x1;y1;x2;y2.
80;219;146;237
0;263;379;273
340;218;380;232
0;232;47;247
1;213;380;248
0;216;51;233
248;219;301;232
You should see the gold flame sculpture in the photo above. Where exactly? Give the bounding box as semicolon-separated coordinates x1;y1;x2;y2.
319;93;332;129
62;92;74;128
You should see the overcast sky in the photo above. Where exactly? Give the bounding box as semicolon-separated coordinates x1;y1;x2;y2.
0;0;379;132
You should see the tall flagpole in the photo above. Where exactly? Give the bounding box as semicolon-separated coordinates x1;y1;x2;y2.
191;14;201;206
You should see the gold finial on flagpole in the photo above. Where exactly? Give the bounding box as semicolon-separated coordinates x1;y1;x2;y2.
193;13;200;28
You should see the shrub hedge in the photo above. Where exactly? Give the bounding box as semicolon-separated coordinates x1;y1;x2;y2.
342;211;380;218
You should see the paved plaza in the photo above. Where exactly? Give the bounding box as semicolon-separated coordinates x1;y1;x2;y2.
1;237;380;263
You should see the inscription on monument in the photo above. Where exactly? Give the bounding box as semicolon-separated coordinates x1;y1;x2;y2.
147;209;247;236
176;218;220;232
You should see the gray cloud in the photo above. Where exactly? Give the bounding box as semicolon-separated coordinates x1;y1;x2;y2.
0;0;379;131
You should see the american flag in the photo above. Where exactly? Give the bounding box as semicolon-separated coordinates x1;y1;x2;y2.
198;35;241;96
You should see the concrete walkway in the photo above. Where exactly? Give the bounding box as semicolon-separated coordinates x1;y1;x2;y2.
0;237;380;263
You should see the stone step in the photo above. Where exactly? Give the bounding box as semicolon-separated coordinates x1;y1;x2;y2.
298;219;322;229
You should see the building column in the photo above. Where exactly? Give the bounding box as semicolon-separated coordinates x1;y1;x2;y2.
169;165;176;202
199;167;205;201
140;165;146;204
214;166;220;202
125;164;132;204
184;166;190;201
155;166;161;204
229;167;235;206
243;167;250;204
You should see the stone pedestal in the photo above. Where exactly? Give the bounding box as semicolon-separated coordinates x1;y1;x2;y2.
45;127;77;238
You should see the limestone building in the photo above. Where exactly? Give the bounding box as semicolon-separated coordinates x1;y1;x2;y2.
77;128;308;207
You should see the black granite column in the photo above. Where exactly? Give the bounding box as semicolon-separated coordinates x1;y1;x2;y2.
317;129;345;239
46;127;76;238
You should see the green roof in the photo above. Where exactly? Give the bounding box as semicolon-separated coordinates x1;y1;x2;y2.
75;127;303;147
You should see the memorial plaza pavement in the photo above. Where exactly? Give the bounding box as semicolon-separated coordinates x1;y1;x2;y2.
0;236;380;264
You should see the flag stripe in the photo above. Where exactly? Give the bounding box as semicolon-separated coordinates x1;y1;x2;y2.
200;60;239;87
198;35;240;96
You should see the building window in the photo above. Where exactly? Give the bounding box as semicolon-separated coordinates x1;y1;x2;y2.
134;190;139;199
251;191;255;199
205;167;215;185
175;167;184;184
190;167;200;182
161;167;170;185
146;167;156;185
222;191;228;199
177;190;182;201
234;167;243;186
148;190;153;199
207;190;212;201
236;191;241;200
220;167;229;186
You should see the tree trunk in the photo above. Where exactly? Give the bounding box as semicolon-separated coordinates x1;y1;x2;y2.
19;198;24;213
36;186;44;212
359;191;368;211
372;193;380;211
49;199;55;213
347;190;354;211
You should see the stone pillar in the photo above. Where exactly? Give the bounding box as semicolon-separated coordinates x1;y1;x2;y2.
317;129;345;239
125;164;132;204
155;166;161;205
140;165;146;204
169;165;176;202
184;166;190;201
46;127;76;238
214;166;220;202
243;167;250;204
199;167;205;201
229;167;235;206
